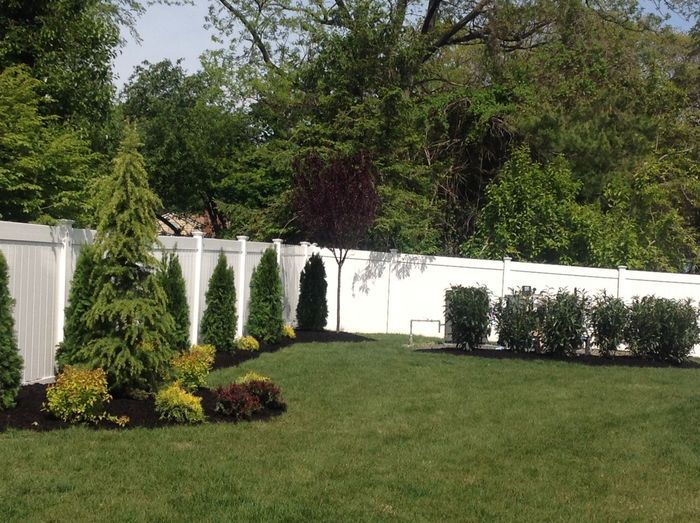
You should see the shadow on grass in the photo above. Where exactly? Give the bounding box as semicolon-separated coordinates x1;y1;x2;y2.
416;347;700;369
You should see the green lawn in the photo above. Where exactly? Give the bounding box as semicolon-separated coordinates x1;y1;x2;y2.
2;335;700;521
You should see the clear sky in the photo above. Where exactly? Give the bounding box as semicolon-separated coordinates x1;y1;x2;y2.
113;2;696;92
112;2;222;91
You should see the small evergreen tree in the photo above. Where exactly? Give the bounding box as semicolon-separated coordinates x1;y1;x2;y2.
200;252;237;351
247;248;284;343
159;251;190;352
75;128;175;392
0;251;22;409
296;253;328;331
56;243;99;369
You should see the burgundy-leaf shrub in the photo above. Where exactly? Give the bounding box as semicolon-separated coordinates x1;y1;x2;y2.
245;380;286;411
214;383;262;420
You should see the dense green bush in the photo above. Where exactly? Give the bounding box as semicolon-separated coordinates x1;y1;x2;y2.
590;293;628;357
236;335;260;351
296;253;328;331
247;248;284;343
0;251;22;410
159;251;190;352
44;366;127;426
445;286;491;350
537;290;589;356
626;296;699;363
56;243;99;369
155;383;204;424
494;290;539;352
171;349;213;392
200;252;237;351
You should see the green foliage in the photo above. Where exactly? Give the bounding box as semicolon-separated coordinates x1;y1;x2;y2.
171;348;214;392
200;252;237;352
282;324;296;339
74;128;175;392
0;66;95;224
495;290;539;353
56;244;99;369
154;383;205;424
590;293;629;357
445;286;491;350
246;248;284;343
236;336;260;352
235;371;271;385
626;296;700;363
537;291;589;356
159;251;190;352
44;366;127;426
296;253;328;331
0;251;22;410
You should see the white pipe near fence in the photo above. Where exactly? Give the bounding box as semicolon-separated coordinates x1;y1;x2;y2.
2;219;700;384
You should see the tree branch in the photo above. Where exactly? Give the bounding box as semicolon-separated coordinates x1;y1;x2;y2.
217;0;279;70
422;0;493;62
421;0;442;34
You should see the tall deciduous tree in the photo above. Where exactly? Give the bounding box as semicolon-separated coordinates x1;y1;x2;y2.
0;251;22;410
75;127;175;392
293;151;379;331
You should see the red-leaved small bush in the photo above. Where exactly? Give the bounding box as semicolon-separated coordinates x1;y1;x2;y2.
214;383;261;420
245;380;286;411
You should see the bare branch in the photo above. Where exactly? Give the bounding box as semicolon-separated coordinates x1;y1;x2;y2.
423;0;493;62
217;0;279;70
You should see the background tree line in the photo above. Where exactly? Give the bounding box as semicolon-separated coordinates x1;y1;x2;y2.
1;0;699;272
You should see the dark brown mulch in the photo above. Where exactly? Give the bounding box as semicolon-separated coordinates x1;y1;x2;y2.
1;330;369;433
417;346;700;369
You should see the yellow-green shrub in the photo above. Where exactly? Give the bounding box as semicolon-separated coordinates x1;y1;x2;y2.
235;371;271;385
44;366;128;426
172;344;216;391
236;335;260;352
282;324;296;339
154;383;204;424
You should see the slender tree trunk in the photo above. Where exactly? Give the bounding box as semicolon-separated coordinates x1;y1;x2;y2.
336;259;342;332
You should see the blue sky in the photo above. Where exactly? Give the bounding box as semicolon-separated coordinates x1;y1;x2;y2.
113;2;696;91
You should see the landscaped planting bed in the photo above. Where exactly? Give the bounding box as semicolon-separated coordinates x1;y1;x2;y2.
1;330;367;432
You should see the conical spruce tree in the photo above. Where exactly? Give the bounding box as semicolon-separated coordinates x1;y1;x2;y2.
200;251;237;351
56;243;99;369
159;251;190;352
247;248;284;343
0;251;22;409
296;253;328;331
75;128;175;392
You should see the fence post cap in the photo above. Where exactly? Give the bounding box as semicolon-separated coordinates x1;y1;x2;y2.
57;219;74;228
192;230;204;237
300;241;311;247
617;265;627;270
272;238;283;244
503;256;512;262
236;235;249;241
389;248;398;254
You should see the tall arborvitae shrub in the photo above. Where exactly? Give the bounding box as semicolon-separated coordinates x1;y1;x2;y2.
160;251;190;352
296;253;328;331
56;243;99;369
0;251;22;409
75;128;175;392
200;252;237;352
247;248;284;343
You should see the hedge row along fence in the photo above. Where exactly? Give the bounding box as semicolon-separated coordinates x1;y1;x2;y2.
445;286;700;364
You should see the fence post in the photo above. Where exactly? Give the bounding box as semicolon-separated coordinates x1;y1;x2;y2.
617;265;627;300
190;231;204;345
501;256;512;298
236;236;248;338
272;238;283;266
53;219;74;350
387;249;398;334
300;241;310;262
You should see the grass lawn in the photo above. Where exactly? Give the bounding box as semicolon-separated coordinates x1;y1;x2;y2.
2;335;700;521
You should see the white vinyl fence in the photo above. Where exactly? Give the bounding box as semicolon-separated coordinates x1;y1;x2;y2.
2;219;700;384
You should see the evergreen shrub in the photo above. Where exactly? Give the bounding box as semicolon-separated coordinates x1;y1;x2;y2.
247;248;284;343
0;251;22;409
296;253;328;330
200;252;237;351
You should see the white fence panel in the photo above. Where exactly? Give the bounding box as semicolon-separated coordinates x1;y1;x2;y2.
3;219;700;383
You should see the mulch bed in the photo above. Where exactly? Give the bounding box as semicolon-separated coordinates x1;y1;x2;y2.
1;330;370;433
418;346;700;369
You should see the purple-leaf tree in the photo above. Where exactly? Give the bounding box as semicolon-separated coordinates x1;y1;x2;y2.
293;151;380;332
